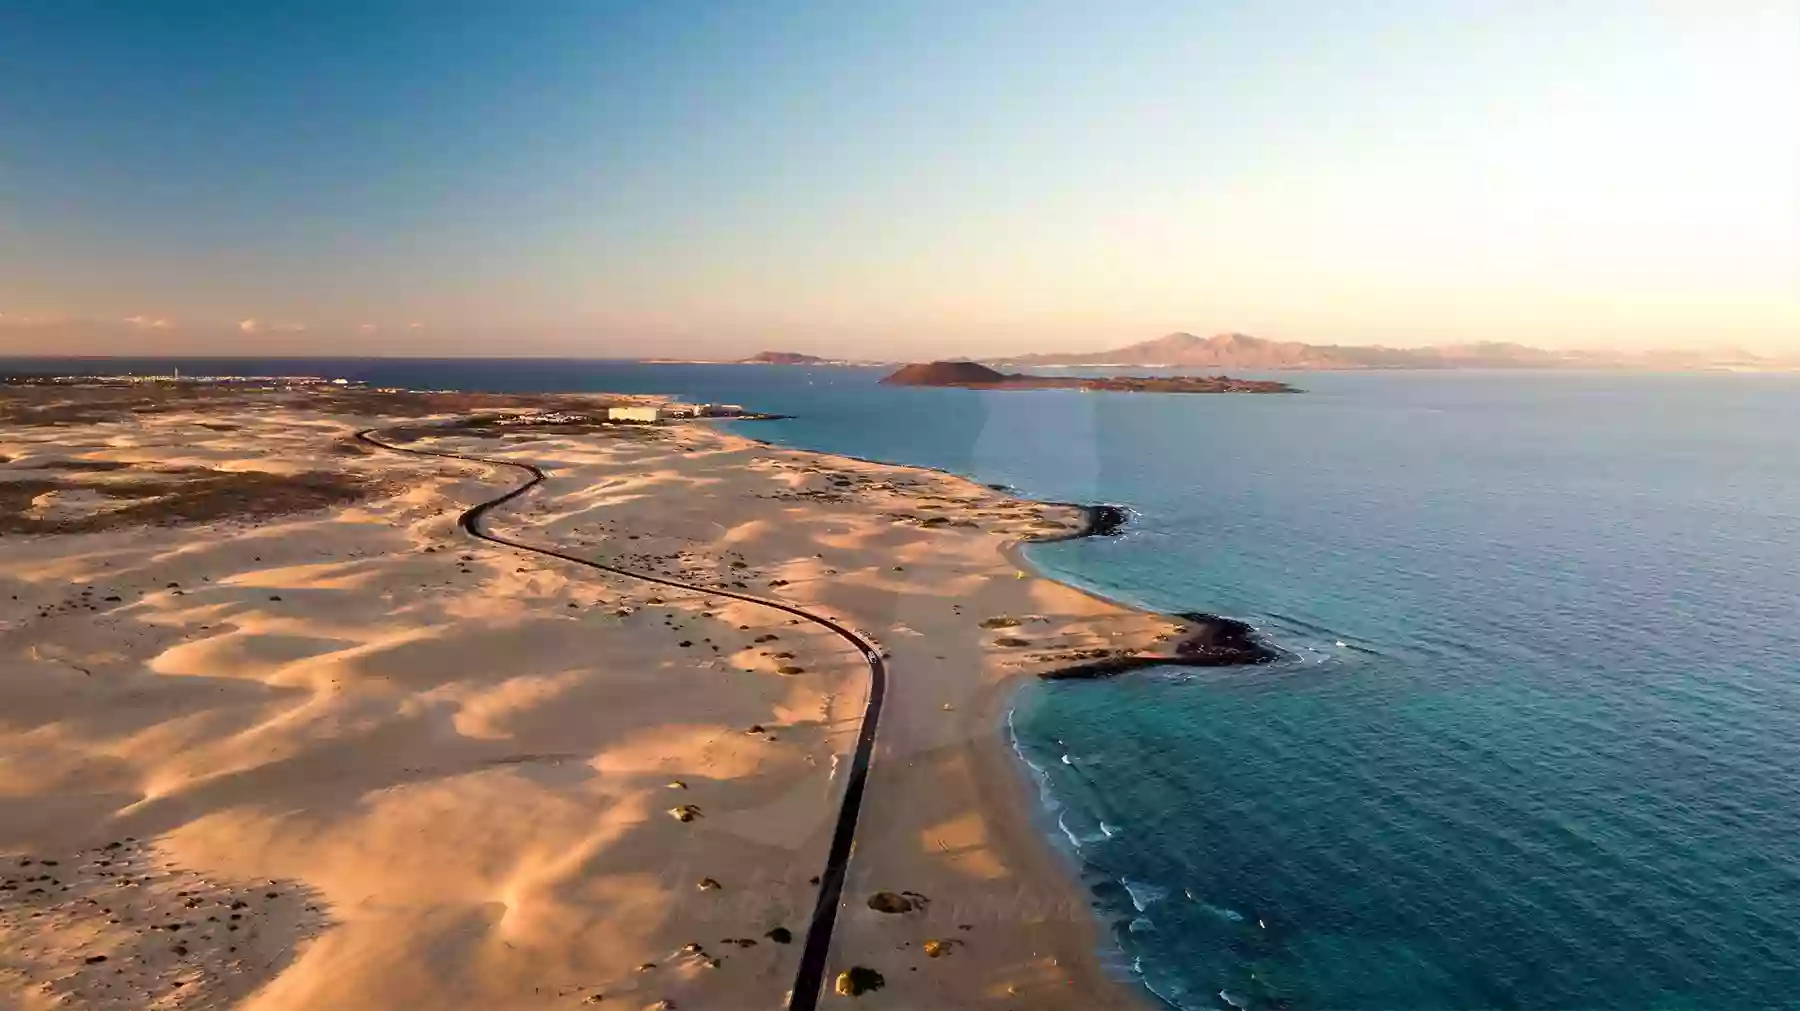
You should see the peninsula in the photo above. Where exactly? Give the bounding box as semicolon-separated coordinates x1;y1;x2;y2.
881;360;1297;393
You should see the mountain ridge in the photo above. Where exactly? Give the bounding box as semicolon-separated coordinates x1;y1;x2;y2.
995;333;1781;370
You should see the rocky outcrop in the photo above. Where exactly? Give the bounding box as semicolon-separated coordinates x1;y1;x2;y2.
834;967;886;996
866;890;928;914
880;361;1008;386
1038;613;1280;679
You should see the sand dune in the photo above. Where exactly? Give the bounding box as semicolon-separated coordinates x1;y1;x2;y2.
2;387;1169;1009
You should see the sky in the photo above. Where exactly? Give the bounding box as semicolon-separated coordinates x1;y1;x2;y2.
2;0;1797;358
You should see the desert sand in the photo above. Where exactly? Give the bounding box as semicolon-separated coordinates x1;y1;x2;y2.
1;383;1173;1010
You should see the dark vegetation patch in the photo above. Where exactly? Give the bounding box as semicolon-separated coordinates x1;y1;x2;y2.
379;413;670;443
17;460;135;472
0;379;622;427
310;388;622;421
1;469;374;535
0;383;253;426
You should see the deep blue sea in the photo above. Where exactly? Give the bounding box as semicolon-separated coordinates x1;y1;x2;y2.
9;358;1799;1010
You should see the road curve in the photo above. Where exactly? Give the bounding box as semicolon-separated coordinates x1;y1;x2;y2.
355;427;884;1011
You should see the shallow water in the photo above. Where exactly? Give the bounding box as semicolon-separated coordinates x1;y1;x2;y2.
13;358;1799;1009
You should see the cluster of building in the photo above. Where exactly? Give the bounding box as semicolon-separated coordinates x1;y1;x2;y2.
11;373;358;386
605;403;745;423
490;403;747;426
491;411;592;426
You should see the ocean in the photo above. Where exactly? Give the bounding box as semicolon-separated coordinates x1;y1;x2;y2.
8;358;1799;1010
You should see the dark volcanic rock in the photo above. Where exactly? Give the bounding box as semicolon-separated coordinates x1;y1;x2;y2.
866;889;928;914
1082;504;1130;536
881;361;1007;386
1170;612;1278;663
866;891;914;914
1038;613;1280;679
835;966;886;996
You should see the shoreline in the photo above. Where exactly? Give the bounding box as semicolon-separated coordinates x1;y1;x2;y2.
731;425;1269;1010
713;426;1184;1008
749;428;1278;674
964;680;1169;1011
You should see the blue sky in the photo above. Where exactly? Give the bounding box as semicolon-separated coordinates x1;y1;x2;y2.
2;0;1797;356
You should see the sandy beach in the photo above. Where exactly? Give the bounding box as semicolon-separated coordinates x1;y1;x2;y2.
1;382;1175;1010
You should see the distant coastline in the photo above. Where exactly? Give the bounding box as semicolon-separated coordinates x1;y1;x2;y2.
683;336;1799;373
992;332;1795;372
881;360;1298;394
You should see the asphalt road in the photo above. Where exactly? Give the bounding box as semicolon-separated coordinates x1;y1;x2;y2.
355;427;886;1010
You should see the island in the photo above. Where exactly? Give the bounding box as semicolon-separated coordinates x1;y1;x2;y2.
879;360;1297;393
740;350;831;365
736;350;890;366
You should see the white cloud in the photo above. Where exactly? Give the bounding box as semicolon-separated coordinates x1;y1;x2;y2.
358;322;378;333
0;312;67;328
239;318;306;333
124;315;174;329
408;321;424;329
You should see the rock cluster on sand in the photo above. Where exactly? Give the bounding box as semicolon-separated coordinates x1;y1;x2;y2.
0;838;324;1009
866;890;928;914
834;966;886;996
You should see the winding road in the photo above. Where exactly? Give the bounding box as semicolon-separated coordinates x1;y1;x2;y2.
355;427;885;1011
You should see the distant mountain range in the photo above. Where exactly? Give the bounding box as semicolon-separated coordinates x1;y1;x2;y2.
994;333;1787;371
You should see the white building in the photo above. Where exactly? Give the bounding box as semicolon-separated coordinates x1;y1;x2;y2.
607;405;666;424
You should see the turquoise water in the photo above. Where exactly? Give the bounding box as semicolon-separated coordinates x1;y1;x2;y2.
10;359;1799;1009
992;374;1800;1011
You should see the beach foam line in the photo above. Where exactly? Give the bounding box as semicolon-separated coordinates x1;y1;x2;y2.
1123;878;1170;912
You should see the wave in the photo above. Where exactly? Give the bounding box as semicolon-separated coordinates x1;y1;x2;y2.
1264;610;1338;638
1185;891;1245;922
1056;812;1086;850
1006;707;1062;813
1122;877;1170;911
1133;958;1193;1011
1056;812;1118;850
